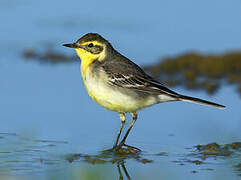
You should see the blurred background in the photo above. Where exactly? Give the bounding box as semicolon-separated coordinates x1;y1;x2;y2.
1;0;241;179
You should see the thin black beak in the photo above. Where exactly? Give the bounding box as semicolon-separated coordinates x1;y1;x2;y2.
63;43;78;48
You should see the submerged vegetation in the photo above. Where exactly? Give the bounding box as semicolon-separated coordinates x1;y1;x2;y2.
66;148;153;165
22;48;241;97
1;132;241;178
172;142;241;176
65;148;153;179
194;142;241;176
195;142;241;157
65;141;241;178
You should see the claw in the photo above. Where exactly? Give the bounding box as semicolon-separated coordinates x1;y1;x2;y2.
112;143;141;154
122;144;141;152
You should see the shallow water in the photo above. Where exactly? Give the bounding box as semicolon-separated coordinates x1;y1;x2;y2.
1;0;241;179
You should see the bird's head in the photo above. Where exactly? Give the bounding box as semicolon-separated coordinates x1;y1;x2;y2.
63;33;112;63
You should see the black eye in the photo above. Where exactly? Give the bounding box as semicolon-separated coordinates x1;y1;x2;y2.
88;43;94;48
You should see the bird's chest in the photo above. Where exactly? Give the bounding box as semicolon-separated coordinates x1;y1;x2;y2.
81;67;115;109
80;65;158;113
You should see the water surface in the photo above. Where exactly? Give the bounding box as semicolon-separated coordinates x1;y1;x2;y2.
1;0;241;179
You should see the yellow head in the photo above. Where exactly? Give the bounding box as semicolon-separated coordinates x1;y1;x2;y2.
63;33;113;69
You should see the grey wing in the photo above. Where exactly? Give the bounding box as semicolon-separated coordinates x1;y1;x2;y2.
102;59;180;98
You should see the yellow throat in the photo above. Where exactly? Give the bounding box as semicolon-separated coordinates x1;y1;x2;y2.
74;41;106;74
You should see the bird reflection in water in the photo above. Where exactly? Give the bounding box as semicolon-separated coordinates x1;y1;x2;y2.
65;147;153;180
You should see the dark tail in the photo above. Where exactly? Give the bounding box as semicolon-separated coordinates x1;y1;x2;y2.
179;95;225;109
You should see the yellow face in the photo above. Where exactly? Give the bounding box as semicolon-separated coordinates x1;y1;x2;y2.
74;40;106;70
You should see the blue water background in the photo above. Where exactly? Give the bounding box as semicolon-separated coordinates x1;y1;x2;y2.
0;0;241;179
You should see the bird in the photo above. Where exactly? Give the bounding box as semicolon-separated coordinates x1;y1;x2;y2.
63;33;225;151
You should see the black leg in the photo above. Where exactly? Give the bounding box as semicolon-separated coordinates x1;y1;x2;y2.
117;161;131;180
121;162;131;180
117;162;124;180
119;112;137;146
113;113;126;148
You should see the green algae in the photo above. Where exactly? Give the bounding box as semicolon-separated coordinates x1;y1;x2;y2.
65;147;153;165
234;163;241;176
195;142;241;157
65;149;153;179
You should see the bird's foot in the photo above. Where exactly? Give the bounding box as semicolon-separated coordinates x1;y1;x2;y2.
112;143;141;154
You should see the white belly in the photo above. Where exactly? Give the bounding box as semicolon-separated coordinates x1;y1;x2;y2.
81;69;158;113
